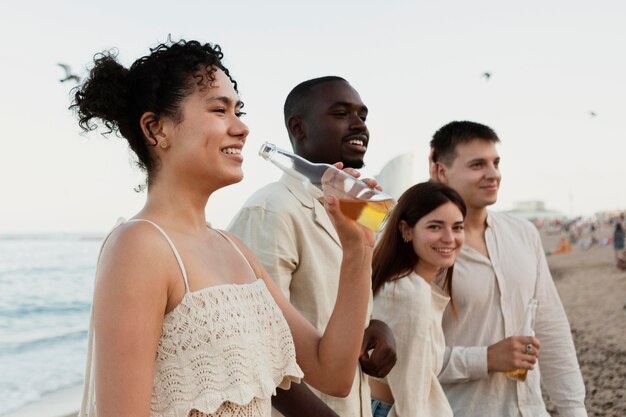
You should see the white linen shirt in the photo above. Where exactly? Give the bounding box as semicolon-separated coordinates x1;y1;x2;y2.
371;272;453;417
436;210;587;417
228;173;373;417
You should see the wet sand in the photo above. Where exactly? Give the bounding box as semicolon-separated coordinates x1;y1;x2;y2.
542;228;626;416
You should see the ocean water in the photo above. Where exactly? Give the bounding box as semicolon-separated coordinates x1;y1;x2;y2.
0;234;101;416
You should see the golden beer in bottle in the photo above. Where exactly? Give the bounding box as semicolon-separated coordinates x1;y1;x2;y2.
338;199;395;232
505;298;539;382
259;142;395;232
505;368;529;382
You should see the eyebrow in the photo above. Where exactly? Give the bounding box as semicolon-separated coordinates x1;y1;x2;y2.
467;156;500;164
205;96;243;108
427;219;465;224
332;101;369;113
466;157;492;166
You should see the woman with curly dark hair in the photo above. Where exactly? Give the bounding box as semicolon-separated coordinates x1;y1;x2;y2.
73;39;375;417
368;181;466;417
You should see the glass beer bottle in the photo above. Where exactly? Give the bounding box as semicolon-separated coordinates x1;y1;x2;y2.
505;298;539;382
258;142;395;232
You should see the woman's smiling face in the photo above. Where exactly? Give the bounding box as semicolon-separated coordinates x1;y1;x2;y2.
401;201;465;281
158;68;250;191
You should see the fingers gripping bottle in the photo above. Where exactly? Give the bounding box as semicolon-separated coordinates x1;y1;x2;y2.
505;298;539;382
258;142;395;232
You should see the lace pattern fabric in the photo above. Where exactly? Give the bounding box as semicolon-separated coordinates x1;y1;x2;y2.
189;397;271;417
81;280;301;417
150;280;302;416
79;220;302;417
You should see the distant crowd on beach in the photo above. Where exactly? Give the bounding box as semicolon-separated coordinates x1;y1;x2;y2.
70;38;590;417
539;215;626;270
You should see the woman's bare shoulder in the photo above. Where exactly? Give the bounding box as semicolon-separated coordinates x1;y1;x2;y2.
101;220;169;257
96;220;180;290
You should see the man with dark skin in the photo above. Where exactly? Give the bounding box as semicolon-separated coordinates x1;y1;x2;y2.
229;76;396;417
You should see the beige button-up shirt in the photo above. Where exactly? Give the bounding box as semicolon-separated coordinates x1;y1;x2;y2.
228;173;373;417
436;211;587;417
371;272;453;417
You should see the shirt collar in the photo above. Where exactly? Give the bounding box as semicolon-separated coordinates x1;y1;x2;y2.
279;173;341;246
279;173;323;208
485;210;493;228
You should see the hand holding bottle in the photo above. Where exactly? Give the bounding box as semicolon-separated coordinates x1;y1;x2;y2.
259;142;394;232
323;163;377;250
487;335;541;374
488;298;540;382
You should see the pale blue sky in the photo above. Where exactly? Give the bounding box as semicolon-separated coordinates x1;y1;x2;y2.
1;0;624;233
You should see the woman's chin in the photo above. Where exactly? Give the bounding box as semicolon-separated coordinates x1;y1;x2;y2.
232;171;244;184
223;172;245;187
435;259;456;270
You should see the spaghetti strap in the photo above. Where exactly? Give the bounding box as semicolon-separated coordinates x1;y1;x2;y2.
84;216;194;416
126;218;191;293
213;229;258;279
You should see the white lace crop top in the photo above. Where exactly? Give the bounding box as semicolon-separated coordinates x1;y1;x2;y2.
79;219;303;417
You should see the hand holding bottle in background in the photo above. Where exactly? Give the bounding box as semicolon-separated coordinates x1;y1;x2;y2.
487;299;541;381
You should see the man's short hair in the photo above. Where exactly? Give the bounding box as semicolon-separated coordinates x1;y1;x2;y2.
430;121;500;166
283;76;347;126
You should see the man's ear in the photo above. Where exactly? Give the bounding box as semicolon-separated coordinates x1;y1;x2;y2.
139;112;165;145
287;116;306;144
434;161;450;185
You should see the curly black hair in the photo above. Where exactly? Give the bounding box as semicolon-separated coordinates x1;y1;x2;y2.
71;38;238;180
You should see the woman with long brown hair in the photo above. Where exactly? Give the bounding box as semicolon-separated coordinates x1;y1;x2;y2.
368;181;466;417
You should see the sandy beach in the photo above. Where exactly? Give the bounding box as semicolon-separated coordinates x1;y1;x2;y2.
542;226;626;416
4;225;625;417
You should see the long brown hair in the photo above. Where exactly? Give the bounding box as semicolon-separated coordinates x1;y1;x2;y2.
372;181;467;296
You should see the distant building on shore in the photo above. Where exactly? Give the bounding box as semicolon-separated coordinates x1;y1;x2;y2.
506;201;567;222
593;209;625;223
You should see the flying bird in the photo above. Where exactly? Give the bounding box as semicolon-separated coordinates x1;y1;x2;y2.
57;63;80;83
589;111;597;117
482;72;491;81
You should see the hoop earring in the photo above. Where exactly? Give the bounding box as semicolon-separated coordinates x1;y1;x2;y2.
159;140;170;150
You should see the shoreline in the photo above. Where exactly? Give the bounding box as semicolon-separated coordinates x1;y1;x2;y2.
1;385;81;417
